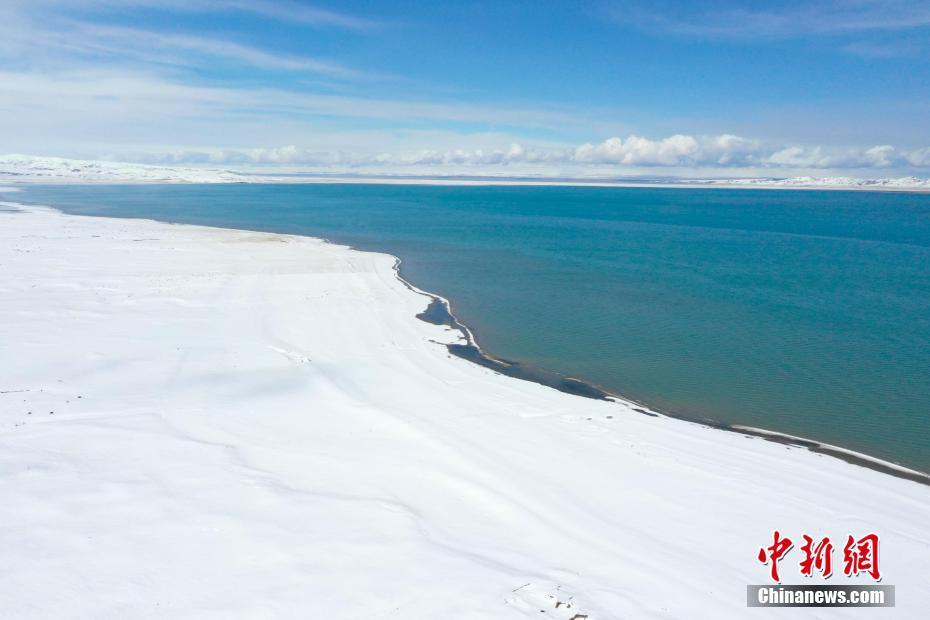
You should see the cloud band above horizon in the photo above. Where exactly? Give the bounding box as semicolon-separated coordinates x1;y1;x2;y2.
92;135;930;173
1;0;929;177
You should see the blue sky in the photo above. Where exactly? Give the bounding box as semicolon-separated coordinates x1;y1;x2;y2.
2;0;929;176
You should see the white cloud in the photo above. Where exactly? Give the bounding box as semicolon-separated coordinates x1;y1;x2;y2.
103;136;930;174
0;5;370;79
766;144;898;168
0;68;580;135
905;147;930;167
572;134;767;167
842;40;920;58
1;1;927;177
56;24;362;77
212;0;381;30
12;0;378;30
615;0;930;39
575;135;699;165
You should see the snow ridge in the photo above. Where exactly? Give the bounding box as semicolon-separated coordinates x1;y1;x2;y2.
702;175;930;189
0;154;250;184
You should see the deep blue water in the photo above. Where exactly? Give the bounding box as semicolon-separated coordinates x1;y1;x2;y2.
7;184;930;471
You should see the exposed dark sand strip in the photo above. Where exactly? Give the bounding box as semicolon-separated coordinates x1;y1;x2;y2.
407;274;930;487
417;298;613;400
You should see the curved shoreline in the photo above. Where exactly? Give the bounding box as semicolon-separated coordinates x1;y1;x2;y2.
9;197;930;486
390;259;930;487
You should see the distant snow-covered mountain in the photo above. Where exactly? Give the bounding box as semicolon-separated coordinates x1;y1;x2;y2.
0;155;251;184
703;175;930;190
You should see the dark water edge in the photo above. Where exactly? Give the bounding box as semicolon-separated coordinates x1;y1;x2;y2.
396;262;930;487
417;296;613;400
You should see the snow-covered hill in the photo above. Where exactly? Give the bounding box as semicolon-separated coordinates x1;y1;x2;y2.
706;175;930;190
0;154;251;184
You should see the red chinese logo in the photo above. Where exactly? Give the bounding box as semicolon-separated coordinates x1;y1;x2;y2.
800;535;834;578
843;533;881;581
757;530;793;582
757;531;881;582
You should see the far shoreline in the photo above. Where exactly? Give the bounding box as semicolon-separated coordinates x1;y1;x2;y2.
3;175;930;194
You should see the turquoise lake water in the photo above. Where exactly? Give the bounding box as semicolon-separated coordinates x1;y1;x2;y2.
7;184;930;472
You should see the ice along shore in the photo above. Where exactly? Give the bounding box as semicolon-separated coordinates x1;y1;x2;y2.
2;203;929;619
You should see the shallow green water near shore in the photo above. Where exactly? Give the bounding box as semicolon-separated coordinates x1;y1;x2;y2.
8;183;930;471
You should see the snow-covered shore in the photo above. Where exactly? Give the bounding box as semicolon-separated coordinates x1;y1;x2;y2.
1;204;929;619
